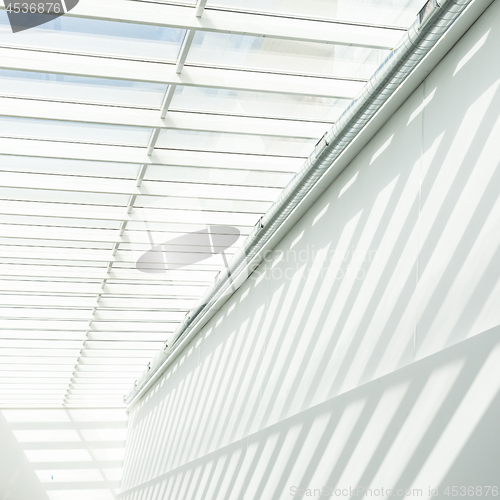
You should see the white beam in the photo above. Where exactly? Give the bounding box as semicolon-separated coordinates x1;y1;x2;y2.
176;30;196;74
0;309;186;322
3;1;401;49
196;0;208;18
0;47;364;99
147;129;161;156
0;295;101;308
0;137;303;171
0;295;195;309
0;225;119;243
0;97;329;138
136;165;148;188
63;0;404;49
0;171;283;200
160;85;177;119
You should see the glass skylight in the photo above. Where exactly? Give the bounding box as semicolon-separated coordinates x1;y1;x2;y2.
0;70;169;107
0;0;426;408
187;31;387;79
207;0;424;27
0;11;185;60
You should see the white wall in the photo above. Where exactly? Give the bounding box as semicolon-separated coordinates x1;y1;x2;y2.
120;2;500;498
0;409;127;500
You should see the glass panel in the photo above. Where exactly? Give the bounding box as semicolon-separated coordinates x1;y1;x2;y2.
0;70;168;108
0;187;128;207
156;129;316;156
0;357;77;365
146;164;291;188
0;225;118;243
0;215;122;230
171;86;348;121
0;117;151;146
135;194;270;214
208;0;426;27
188;32;387;79
0;12;185;61
125;221;252;234
0;340;82;349
0;155;139;179
0;238;113;250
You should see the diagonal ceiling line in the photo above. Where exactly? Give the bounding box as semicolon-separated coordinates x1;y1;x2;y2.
59;161;149;405
149;16;198;157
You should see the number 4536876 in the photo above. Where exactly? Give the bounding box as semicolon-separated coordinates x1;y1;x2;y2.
6;3;63;14
444;486;499;497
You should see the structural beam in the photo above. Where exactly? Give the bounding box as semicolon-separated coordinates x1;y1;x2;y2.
0;138;304;171
0;97;331;138
0;47;365;99
160;85;177;119
4;106;329;140
176;30;196;74
0;0;403;49
196;0;208;18
0;170;283;199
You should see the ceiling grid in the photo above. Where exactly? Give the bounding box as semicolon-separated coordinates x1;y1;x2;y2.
0;0;426;407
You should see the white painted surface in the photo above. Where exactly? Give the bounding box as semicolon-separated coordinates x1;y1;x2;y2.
120;2;500;498
0;409;127;500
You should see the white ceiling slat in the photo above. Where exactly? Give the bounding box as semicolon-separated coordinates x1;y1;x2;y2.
0;248;235;265
93;310;187;321
0;357;77;364
87;333;172;342
0;161;292;188
0;385;69;390
0;264;217;282
0;370;74;378
83;340;164;350
75;364;144;373
0;194;272;217
0;377;72;384
0;307;187;322
0;388;67;393
0;227;250;246
0;339;83;349
0;319;90;331
96;297;197;309
0;139;303;170
0;239;113;251
0;280;208;296
0;365;75;372
0;225;119;243
0;308;90;320
0;348;82;357
101;283;207;295
0;265;108;280
0;295;99;308
0;398;64;402
0;97;330;138
0;47;363;99
0;332;86;341
72;372;144;379
0;295;196;309
0;280;103;293
66;0;403;49
0;208;257;227
0;172;284;200
78;357;153;366
0;0;403;48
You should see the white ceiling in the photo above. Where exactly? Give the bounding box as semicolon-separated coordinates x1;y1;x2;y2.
0;0;425;407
